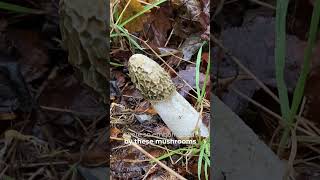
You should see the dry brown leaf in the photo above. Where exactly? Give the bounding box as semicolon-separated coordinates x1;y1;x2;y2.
172;65;206;97
111;127;122;139
146;5;173;47
7;29;49;82
118;0;154;32
172;0;202;21
135;101;157;115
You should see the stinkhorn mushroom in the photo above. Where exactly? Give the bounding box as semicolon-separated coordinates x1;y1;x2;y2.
128;54;209;139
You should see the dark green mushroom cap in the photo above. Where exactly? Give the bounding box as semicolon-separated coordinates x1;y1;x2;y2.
128;54;176;101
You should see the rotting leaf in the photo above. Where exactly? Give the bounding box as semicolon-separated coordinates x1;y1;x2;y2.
110;146;152;179
111;127;122;139
180;35;203;61
172;65;206;97
153;126;172;138
39;73;105;123
146;4;173;47
171;0;208;40
172;0;202;21
134;101;157;115
7;29;49;82
113;70;127;88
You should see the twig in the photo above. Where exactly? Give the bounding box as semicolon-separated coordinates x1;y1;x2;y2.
230;86;282;122
164;27;174;47
142;163;157;180
28;167;45;180
40;105;100;117
137;0;159;8
230;86;317;137
0;165;8;179
130;142;187;180
35;66;58;100
19;161;69;168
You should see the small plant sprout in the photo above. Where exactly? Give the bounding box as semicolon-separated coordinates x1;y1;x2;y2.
128;54;209;139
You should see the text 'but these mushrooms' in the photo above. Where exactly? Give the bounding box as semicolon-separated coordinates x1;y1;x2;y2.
128;54;209;139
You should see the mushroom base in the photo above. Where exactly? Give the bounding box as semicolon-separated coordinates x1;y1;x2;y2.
151;91;209;139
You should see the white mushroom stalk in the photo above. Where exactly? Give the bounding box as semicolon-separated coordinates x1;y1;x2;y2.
128;54;209;139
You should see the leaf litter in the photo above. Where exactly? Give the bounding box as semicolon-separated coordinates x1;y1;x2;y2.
111;0;210;179
0;1;108;179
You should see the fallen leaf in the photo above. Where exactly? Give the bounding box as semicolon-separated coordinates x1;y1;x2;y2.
111;127;122;139
202;52;209;64
146;5;173;47
135;101;157;115
39;72;105;124
148;148;164;158
180;35;203;61
117;0;154;32
174;0;202;22
153;126;172;138
172;65;206;97
7;29;49;82
113;70;126;88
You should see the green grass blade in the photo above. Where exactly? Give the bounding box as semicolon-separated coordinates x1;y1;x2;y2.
196;42;206;102
195;45;202;100
153;151;177;162
204;160;209;180
277;0;320;154
197;142;205;180
289;0;320;121
115;25;143;51
119;0;167;28
200;50;210;100
151;148;193;162
0;2;42;14
275;0;290;122
204;139;210;160
279;0;320;153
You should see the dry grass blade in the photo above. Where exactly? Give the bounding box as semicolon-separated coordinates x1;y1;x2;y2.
230;86;318;144
130;142;187;180
231;86;282;121
213;0;225;18
211;36;280;103
284;121;298;179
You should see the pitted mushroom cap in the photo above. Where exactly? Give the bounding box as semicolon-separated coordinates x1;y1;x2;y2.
128;54;176;101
